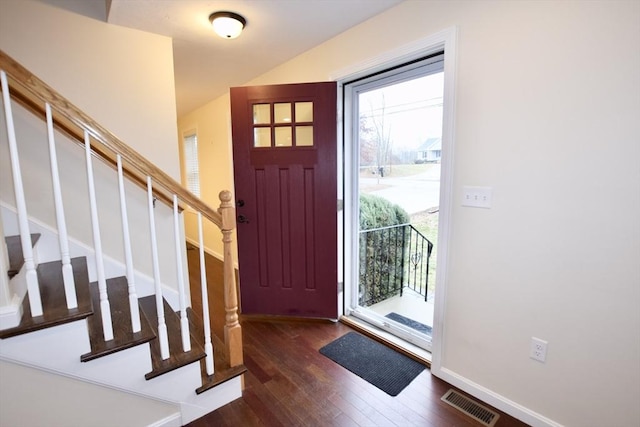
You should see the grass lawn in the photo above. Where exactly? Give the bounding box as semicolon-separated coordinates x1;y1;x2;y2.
410;209;438;294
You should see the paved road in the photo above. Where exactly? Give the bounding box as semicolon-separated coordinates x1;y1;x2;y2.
360;168;441;215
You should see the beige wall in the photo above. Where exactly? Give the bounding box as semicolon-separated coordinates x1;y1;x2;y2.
180;1;640;426
0;0;180;180
178;94;235;258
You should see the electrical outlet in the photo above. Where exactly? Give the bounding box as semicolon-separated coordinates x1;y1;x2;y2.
462;186;492;208
530;337;548;363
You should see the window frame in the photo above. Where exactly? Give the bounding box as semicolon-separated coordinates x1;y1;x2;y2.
182;130;201;198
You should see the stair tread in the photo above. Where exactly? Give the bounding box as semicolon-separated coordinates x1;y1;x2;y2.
188;307;247;394
81;277;156;362
196;364;247;394
0;257;93;339
5;234;40;278
138;295;206;380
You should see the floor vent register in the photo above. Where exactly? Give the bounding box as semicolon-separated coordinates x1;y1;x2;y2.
441;389;500;427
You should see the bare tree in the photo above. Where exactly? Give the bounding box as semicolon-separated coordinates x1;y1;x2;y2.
360;94;392;181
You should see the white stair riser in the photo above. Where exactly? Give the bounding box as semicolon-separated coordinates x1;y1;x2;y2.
0;320;92;367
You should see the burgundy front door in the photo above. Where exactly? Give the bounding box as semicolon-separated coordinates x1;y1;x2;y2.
230;82;337;319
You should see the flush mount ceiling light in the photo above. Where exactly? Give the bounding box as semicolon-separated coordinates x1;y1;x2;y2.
209;11;246;39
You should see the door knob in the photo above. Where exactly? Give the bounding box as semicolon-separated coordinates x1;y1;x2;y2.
237;214;249;224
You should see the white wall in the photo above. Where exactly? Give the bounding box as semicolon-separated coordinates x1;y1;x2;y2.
0;360;180;427
182;1;640;426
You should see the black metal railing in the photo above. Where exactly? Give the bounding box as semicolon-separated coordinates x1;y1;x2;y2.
358;224;433;307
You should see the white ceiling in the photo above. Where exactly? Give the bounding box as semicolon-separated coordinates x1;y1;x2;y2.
39;0;404;117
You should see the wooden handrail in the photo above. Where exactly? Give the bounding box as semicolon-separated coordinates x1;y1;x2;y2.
0;49;222;227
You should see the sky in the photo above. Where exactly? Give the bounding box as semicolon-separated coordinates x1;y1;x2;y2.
359;71;444;150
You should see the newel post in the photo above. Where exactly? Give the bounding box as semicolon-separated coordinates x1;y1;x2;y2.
218;190;243;367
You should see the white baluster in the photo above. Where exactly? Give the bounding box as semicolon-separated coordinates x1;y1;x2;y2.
84;131;113;341
1;70;42;316
117;154;141;333
45;103;77;309
147;177;170;359
198;213;214;375
173;195;191;352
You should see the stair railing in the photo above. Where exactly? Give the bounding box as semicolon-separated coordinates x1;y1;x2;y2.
359;223;434;306
0;50;242;373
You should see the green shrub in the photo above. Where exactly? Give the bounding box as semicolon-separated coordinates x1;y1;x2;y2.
359;194;409;230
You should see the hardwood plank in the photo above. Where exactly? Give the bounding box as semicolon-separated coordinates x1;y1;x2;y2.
186;318;530;427
80;277;155;362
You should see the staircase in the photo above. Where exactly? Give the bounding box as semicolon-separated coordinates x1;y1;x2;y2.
0;50;245;426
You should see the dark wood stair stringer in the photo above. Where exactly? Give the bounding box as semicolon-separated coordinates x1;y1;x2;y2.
138;295;206;380
5;234;40;278
0;256;93;339
81;277;156;362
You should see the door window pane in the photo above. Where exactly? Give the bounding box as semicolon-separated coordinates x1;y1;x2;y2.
274;103;292;123
295;102;313;122
254;128;271;147
296;126;313;146
275;127;292;146
253;104;271;124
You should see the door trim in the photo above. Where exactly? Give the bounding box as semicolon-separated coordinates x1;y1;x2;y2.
334;26;458;372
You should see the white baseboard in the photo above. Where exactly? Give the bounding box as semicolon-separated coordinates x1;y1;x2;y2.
432;366;563;427
147;413;182;427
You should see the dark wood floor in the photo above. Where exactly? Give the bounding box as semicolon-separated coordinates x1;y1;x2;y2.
186;317;529;427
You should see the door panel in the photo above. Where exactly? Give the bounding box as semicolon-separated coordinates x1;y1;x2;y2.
230;82;337;318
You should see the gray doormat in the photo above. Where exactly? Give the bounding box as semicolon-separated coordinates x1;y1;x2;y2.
385;312;432;336
319;332;425;396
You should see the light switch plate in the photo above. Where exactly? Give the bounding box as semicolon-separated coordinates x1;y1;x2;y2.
462;186;492;208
